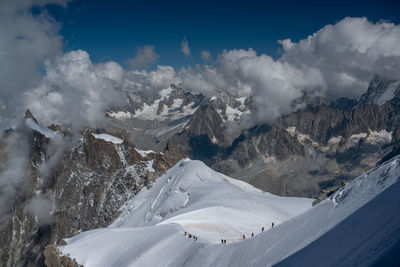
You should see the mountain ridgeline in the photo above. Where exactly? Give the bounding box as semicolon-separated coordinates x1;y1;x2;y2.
0;75;399;266
107;75;400;197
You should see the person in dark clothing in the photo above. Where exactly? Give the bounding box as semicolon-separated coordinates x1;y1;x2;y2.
251;232;254;237
224;240;226;244
272;222;275;228
184;232;187;236
243;234;245;240
262;227;264;232
221;239;224;244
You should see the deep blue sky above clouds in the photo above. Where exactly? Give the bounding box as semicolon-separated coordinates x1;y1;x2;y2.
44;0;400;68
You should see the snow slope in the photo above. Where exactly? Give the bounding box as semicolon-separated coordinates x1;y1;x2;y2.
111;159;313;243
276;180;400;266
59;157;400;267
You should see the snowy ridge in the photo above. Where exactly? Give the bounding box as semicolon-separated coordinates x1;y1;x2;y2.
111;159;313;243
25;118;57;138
135;148;156;157
59;159;313;266
59;157;400;266
92;133;123;144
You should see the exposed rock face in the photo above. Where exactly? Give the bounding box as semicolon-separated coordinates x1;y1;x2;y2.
213;96;399;197
43;245;81;267
164;76;400;198
0;115;173;266
165;102;232;166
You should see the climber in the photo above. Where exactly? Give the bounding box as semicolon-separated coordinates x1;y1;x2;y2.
221;239;224;244
262;227;264;232
243;234;245;240
251;232;254;237
272;222;275;228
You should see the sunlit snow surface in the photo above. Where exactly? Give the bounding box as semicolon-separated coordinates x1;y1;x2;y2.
59;157;400;267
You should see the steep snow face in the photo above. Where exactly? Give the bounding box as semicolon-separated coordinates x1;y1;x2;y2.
59;157;400;267
359;76;400;106
111;159;313;243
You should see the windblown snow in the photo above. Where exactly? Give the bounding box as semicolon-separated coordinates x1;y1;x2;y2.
59;157;400;267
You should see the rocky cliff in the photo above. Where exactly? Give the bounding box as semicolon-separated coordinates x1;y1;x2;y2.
163;76;400;197
0;112;173;266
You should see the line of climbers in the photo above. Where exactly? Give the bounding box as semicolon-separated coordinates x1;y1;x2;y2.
184;222;275;243
184;231;198;241
222;222;275;244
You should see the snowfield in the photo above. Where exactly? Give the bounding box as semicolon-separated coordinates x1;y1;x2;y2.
59;157;400;267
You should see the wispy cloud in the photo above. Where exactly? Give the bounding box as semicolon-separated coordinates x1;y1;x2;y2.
201;50;211;61
127;45;159;70
181;37;191;57
0;0;68;130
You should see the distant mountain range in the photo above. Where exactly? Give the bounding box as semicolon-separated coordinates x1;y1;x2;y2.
1;75;399;266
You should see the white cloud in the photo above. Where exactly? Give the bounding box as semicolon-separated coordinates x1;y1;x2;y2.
279;17;400;99
176;17;400;125
201;50;211;61
24;50;125;131
181;37;191;57
0;0;68;130
0;130;30;228
24;193;54;224
178;49;325;123
127;45;159;70
4;14;400;131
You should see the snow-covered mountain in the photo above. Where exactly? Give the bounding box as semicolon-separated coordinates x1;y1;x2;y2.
359;75;400;106
106;76;400;199
48;156;400;266
106;84;252;152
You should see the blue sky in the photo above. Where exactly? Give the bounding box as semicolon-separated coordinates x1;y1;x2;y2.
46;0;399;69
